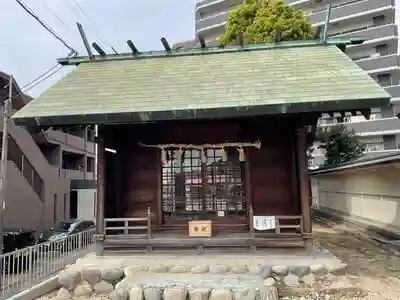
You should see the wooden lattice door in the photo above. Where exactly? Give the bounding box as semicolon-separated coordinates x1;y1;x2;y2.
161;148;247;226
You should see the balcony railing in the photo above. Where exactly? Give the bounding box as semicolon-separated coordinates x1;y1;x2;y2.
61;169;95;180
331;24;397;42
45;130;95;155
308;0;394;25
355;54;399;73
196;10;229;32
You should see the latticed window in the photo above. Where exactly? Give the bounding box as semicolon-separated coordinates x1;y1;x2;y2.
161;147;246;222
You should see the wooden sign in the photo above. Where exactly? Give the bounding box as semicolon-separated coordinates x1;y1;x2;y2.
253;216;276;231
188;220;212;237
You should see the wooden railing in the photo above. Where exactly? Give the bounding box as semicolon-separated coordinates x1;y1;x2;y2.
104;207;152;238
249;206;303;237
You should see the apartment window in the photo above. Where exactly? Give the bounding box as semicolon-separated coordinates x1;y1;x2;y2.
372;15;386;26
33;170;44;199
64;193;69;219
375;44;389;56
54;194;58;224
22;156;34;184
377;74;392;87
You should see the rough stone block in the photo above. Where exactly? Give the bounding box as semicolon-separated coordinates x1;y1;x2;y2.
233;289;256;300
74;284;93;297
301;273;316;286
310;264;327;276
101;267;124;284
110;288;129;300
191;265;209;274
115;278;140;292
144;287;162;300
164;286;187;300
259;267;272;279
170;265;189;273
289;266;310;277
81;266;101;286
189;288;210;300
231;265;248;274
124;265;149;277
58;271;76;291
247;264;263;275
210;265;229;274
209;289;233;300
283;274;299;287
148;264;168;273
258;287;279;300
93;281;114;294
263;278;276;287
55;288;72;300
271;265;289;276
129;287;144;300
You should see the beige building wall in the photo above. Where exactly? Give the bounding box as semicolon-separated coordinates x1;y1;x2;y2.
311;164;400;233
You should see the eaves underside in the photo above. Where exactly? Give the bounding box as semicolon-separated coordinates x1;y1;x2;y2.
13;97;389;127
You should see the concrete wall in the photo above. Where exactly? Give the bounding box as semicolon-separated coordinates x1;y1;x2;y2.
311;163;400;233
75;189;96;221
4;161;44;231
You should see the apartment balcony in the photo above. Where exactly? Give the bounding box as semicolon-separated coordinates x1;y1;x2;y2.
355;54;399;73
332;24;397;42
308;0;394;25
385;85;400;98
62;169;95;180
344;117;400;135
45;130;96;155
196;10;229;33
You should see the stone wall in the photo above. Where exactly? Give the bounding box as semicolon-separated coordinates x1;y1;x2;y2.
56;263;335;300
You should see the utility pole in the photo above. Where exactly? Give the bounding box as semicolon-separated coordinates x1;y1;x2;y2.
322;0;333;43
0;75;12;254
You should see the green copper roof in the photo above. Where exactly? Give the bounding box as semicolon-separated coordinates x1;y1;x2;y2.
12;40;390;126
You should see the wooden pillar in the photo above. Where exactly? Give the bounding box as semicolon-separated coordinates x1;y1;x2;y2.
115;151;121;218
244;149;252;228
296;126;312;235
95;136;106;256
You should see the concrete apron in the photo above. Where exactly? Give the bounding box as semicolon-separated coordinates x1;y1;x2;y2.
49;245;347;299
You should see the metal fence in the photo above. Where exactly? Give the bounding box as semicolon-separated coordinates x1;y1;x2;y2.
0;228;95;299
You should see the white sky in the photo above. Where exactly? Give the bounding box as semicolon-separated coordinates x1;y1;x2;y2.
0;0;198;96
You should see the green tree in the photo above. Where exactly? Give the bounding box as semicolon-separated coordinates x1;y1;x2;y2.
219;0;315;45
315;125;365;166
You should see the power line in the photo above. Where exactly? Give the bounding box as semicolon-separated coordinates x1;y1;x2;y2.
64;0;117;53
21;63;60;90
15;0;76;53
23;66;63;93
43;3;76;34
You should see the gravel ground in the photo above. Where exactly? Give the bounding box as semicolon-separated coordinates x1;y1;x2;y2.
303;217;400;300
36;218;400;300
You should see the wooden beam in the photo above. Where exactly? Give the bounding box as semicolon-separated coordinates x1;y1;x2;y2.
198;36;206;48
92;42;106;56
296;126;312;235
161;37;171;52
127;40;139;55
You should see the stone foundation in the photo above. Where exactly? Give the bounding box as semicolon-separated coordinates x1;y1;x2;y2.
55;262;339;300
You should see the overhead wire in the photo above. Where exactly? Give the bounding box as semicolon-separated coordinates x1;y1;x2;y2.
43;3;76;34
14;0;77;53
63;0;117;53
20;63;60;90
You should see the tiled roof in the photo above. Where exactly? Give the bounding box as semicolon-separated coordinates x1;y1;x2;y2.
12;40;390;126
